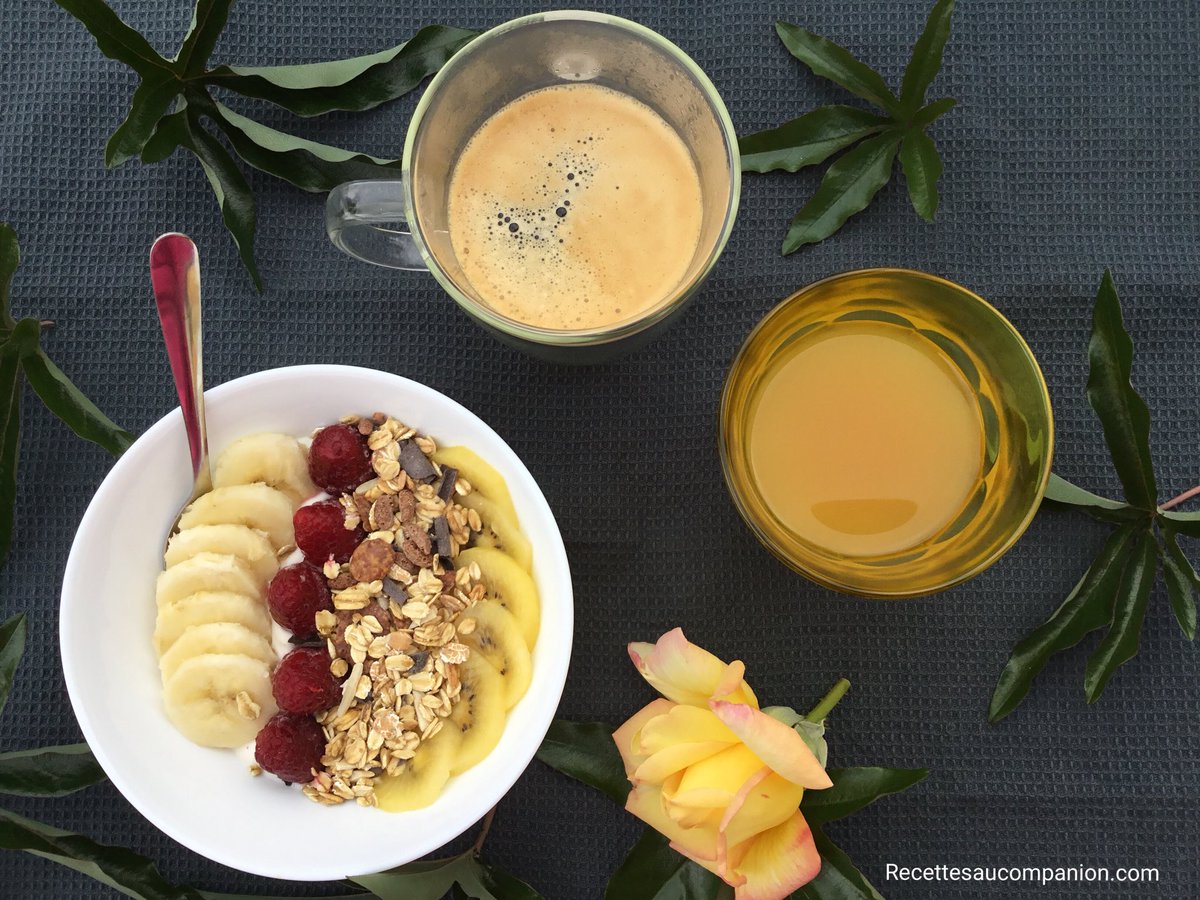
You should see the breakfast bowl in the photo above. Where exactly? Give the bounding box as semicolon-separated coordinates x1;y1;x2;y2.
60;364;573;881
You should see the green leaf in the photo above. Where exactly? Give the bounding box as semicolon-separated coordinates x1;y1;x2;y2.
899;129;943;221
20;342;133;456
800;767;927;827
206;100;401;192
910;96;957;129
354;851;543;900
0;612;27;716
0;332;27;571
53;0;176;78
105;75;182;168
606;829;708;900
1158;527;1197;640
899;0;956;114
0;224;19;331
1162;510;1200;538
739;106;890;173
1040;473;1146;524
781;133;900;254
794;827;884;900
1086;271;1157;509
1084;528;1157;702
774;22;899;114
204;25;478;116
988;524;1138;722
173;0;232;77
536;719;629;805
0;806;204;899
352;855;464;899
0;744;106;797
794;721;829;768
140;108;189;164
474;862;545;900
179;112;262;291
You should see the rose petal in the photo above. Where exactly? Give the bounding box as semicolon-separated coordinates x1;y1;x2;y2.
722;772;806;849
612;699;674;779
727;811;821;900
626;783;718;862
709;700;832;789
639;705;738;753
628;629;758;709
715;766;771;885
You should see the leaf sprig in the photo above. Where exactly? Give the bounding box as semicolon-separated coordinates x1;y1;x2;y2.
989;271;1200;722
0;225;133;571
740;0;957;252
55;0;477;289
537;681;928;899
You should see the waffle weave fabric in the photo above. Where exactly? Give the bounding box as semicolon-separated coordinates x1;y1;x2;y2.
1;0;1198;897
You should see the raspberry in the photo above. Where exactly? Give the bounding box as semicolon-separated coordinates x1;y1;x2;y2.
294;500;362;564
267;563;332;637
254;712;325;784
272;646;342;714
308;424;373;495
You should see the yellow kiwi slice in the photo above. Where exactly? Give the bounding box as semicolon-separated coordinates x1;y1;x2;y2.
433;446;517;522
447;653;507;775
456;547;540;650
463;494;532;573
459;602;532;711
373;725;463;812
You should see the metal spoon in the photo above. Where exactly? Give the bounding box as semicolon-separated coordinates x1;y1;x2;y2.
150;233;210;549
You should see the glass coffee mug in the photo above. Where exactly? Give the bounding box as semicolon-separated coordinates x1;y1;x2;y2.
326;11;739;362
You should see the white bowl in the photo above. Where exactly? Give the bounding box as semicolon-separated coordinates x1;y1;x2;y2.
60;365;573;881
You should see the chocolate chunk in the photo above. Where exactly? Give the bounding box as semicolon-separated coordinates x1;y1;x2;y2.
436;467;458;503
407;650;431;673
395;490;417;523
288;634;324;646
433;515;453;561
398;440;437;482
382;578;407;603
349;538;395;583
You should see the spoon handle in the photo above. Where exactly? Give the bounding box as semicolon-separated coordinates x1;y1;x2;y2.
150;233;210;493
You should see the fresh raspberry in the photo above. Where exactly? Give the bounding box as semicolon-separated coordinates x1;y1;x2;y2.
308;424;373;495
294;500;362;564
254;712;326;784
266;562;332;637
272;646;342;714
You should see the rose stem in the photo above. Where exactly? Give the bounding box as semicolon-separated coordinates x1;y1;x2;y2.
472;806;497;855
804;678;851;723
1161;485;1200;511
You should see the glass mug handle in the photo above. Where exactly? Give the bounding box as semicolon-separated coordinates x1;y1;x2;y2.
325;180;428;271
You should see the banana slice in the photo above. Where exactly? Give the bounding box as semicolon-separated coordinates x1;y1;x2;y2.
459;602;532;711
464;494;532;573
212;433;316;506
164;524;279;585
159;622;276;683
447;653;507;775
162;653;277;748
155;553;263;607
177;483;294;550
154;591;272;656
456;547;539;650
433;446;517;523
373;725;463;812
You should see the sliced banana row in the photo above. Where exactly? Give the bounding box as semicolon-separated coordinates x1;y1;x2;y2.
376;448;542;810
154;433;315;748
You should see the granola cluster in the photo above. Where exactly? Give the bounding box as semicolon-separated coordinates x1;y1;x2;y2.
299;412;486;807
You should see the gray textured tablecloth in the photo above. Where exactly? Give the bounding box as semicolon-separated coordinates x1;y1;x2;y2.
1;0;1198;897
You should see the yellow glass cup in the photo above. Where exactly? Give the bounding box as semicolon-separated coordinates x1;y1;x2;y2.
719;269;1054;598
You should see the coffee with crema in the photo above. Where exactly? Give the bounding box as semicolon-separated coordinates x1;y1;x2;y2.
447;83;704;330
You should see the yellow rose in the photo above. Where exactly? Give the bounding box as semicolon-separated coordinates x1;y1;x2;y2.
612;628;831;900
